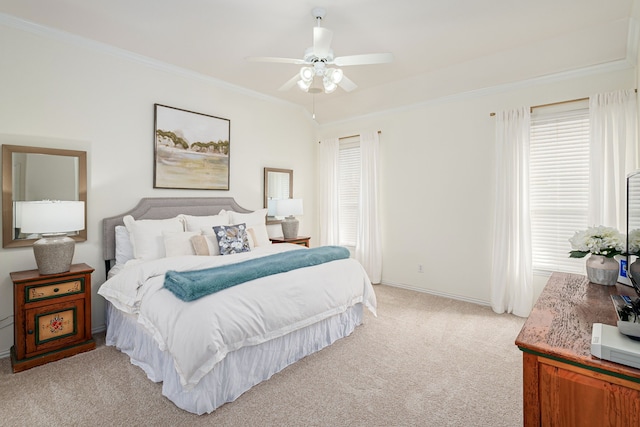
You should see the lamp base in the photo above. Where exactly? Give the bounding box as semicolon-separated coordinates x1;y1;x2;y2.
33;234;75;275
281;216;299;239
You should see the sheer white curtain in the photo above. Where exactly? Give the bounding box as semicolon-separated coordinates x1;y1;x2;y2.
355;131;382;284
318;138;340;245
491;107;534;317
589;90;639;230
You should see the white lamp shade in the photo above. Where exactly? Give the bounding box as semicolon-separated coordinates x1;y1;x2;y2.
267;199;278;216
275;198;303;217
20;200;85;234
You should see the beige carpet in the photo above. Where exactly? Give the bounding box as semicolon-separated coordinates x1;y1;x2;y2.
0;285;525;426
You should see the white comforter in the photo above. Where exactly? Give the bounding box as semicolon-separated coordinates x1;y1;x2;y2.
99;244;377;389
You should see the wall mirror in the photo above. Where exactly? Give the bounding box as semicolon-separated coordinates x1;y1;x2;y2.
2;145;87;248
264;167;293;224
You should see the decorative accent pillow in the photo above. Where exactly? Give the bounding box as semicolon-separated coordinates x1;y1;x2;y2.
163;231;200;257
212;223;251;255
190;235;210;256
123;215;184;261
228;209;271;247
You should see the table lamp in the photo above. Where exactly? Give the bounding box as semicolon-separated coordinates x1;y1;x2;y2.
275;198;303;239
19;200;85;275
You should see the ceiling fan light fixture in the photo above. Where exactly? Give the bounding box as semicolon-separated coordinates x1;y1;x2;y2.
300;66;314;82
247;7;391;96
328;68;343;84
323;78;337;94
297;79;311;92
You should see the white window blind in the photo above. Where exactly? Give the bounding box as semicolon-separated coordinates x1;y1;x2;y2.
338;138;360;248
530;104;590;274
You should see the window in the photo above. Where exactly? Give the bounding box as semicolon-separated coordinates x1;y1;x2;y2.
338;137;360;248
529;101;590;274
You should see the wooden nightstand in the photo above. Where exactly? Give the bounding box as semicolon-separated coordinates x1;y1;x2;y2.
10;263;96;373
269;236;311;247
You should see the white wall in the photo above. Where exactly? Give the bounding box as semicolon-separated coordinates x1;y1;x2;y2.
0;15;637;359
318;66;636;306
0;21;317;356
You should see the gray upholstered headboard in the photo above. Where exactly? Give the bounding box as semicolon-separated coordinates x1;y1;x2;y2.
102;197;252;273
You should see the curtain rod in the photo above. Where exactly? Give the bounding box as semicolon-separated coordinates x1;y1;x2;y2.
489;89;637;117
318;130;381;143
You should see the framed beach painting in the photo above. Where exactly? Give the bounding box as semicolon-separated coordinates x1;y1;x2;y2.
153;104;230;190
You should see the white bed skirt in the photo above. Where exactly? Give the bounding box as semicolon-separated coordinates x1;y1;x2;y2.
105;302;364;415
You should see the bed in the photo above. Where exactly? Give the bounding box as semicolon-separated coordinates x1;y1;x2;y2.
98;197;376;415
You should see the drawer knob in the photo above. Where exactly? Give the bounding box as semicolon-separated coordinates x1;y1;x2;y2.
27;329;34;335
53;288;59;293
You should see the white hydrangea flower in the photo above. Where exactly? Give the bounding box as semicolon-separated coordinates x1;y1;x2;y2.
568;225;624;258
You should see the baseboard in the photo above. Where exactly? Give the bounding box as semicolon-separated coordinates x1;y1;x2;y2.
380;280;490;307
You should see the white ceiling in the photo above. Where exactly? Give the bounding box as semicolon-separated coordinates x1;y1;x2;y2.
0;0;636;124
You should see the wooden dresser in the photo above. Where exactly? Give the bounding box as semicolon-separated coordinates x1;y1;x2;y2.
516;272;640;426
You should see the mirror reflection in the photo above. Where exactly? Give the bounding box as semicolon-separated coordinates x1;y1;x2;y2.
2;145;87;248
627;171;640;289
264;168;293;224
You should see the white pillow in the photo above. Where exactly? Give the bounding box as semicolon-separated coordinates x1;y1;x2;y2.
247;224;270;247
179;212;230;232
114;225;134;265
227;208;267;226
123;215;184;261
228;209;271;247
163;231;200;257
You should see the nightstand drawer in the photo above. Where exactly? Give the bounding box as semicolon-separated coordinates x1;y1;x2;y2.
25;298;85;356
26;279;84;302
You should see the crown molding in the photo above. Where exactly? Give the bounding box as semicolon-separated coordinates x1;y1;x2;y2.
322;58;634;127
1;12;636;129
0;13;300;110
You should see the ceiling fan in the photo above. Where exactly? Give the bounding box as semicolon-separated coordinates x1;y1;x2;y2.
246;7;393;94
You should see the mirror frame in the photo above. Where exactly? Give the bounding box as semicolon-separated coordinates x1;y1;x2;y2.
2;144;87;248
263;167;293;225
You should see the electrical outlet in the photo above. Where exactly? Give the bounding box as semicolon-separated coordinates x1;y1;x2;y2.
418;264;424;273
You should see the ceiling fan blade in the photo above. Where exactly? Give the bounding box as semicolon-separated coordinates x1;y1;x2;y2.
313;27;333;57
333;53;393;66
338;74;358;92
278;74;300;91
246;56;306;65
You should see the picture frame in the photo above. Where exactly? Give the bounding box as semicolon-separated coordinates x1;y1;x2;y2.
153;104;230;190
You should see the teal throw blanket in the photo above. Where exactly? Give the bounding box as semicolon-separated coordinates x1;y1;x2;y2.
164;246;350;302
